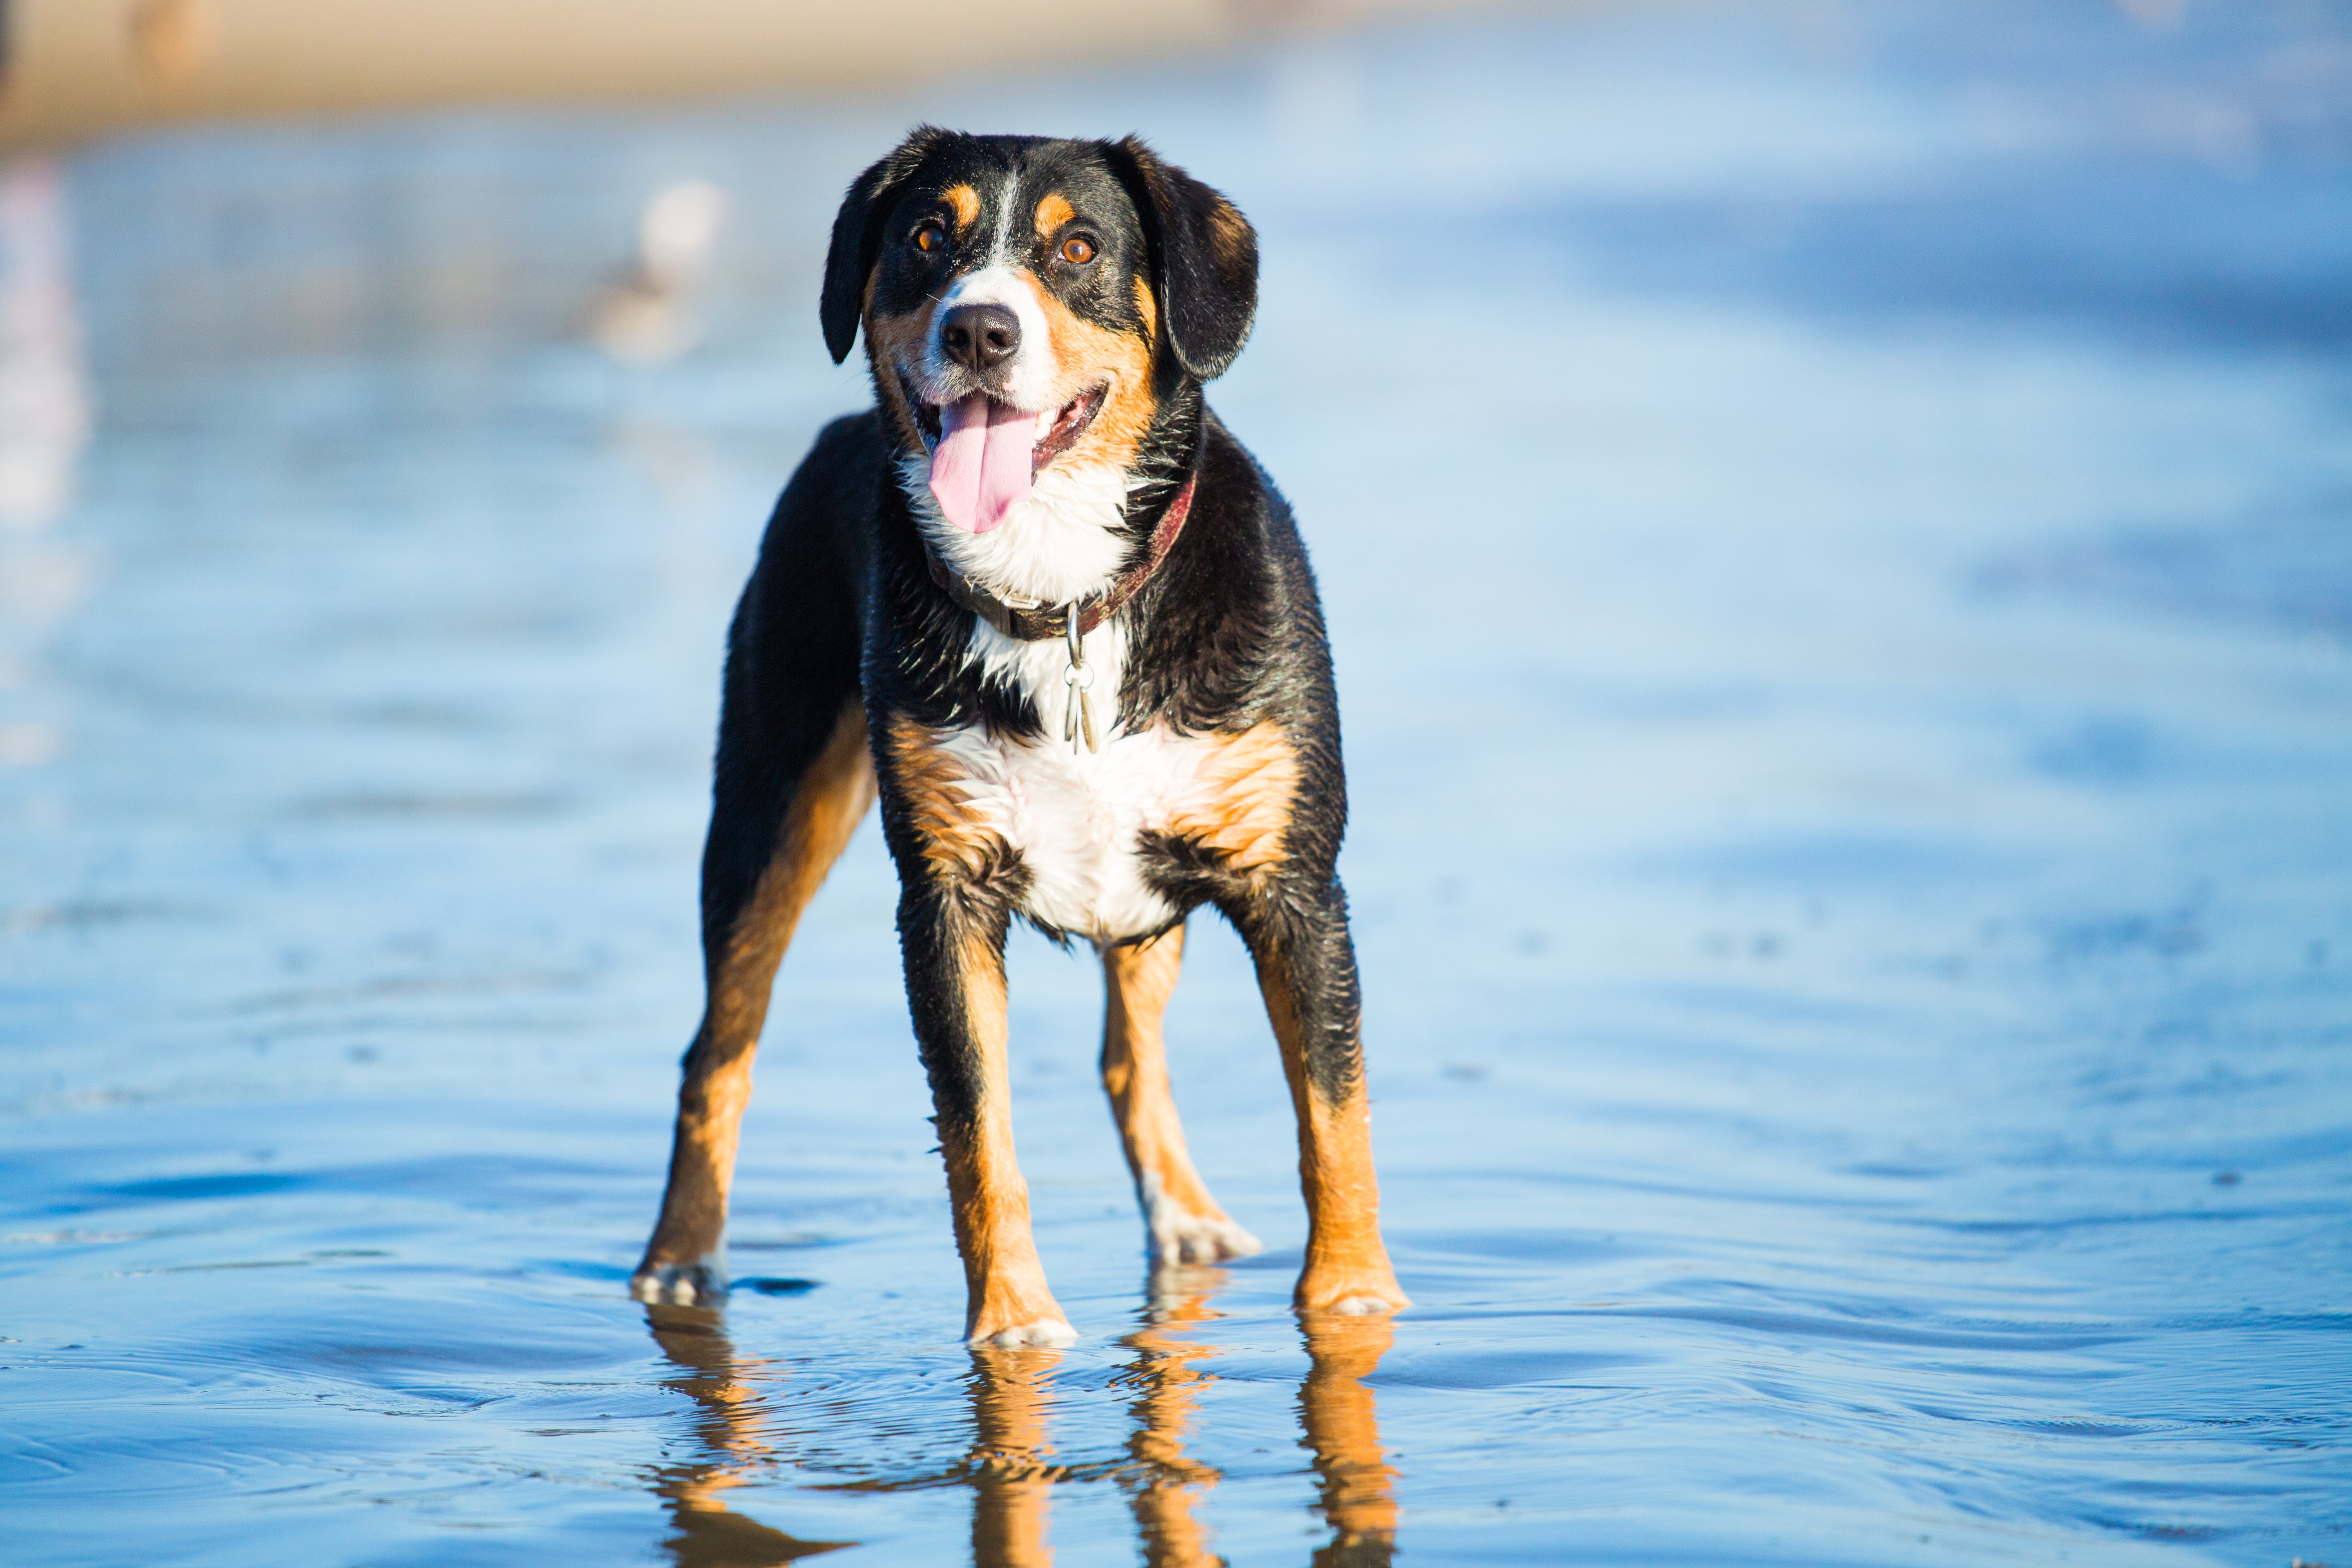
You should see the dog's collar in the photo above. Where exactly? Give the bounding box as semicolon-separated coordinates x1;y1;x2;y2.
925;469;1199;643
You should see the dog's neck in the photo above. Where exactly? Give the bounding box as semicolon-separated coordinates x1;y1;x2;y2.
899;454;1136;610
896;393;1203;615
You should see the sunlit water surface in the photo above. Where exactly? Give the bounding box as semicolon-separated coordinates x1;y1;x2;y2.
4;3;2349;1564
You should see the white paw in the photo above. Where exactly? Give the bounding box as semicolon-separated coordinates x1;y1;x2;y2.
631;1258;726;1305
1148;1209;1264;1267
970;1317;1080;1348
1323;1294;1399;1316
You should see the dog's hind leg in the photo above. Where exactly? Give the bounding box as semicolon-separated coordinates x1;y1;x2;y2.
633;694;874;1307
1100;925;1263;1267
1243;890;1409;1317
635;418;883;1307
630;564;880;1316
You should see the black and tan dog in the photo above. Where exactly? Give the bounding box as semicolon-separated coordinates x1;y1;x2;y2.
630;128;1407;1345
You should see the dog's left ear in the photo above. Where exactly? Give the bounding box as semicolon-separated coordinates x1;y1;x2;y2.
1108;136;1259;382
821;125;952;365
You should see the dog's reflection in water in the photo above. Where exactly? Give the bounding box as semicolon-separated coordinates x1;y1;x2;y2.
643;1303;850;1565
642;1267;1400;1566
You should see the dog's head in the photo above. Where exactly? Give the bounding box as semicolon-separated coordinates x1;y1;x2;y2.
821;129;1257;535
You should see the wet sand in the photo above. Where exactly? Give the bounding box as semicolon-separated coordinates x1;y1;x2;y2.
3;2;2350;1564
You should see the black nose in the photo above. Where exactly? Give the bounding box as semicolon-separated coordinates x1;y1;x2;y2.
940;303;1020;373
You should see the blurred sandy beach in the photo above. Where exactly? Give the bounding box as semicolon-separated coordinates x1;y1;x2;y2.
0;0;1522;150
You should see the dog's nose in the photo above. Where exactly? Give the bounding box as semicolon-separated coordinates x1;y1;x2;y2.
940;303;1020;373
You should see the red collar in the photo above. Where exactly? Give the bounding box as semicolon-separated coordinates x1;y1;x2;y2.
925;469;1199;642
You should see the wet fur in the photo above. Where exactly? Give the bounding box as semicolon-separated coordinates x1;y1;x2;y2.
634;129;1405;1341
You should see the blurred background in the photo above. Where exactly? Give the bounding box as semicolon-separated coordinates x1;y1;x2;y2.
2;3;2349;1566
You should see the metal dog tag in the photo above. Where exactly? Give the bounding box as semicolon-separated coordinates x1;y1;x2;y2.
1062;612;1100;753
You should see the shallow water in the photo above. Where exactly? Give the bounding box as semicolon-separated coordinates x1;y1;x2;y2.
4;2;2350;1564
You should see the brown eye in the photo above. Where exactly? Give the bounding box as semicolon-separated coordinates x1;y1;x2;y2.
914;222;945;253
1060;235;1096;266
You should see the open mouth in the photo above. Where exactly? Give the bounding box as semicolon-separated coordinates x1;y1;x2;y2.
913;384;1104;471
912;381;1107;535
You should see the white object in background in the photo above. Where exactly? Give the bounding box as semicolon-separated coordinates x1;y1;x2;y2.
589;179;731;363
0;158;92;530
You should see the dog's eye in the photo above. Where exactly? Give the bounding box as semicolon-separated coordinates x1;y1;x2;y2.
914;222;947;254
1060;235;1097;266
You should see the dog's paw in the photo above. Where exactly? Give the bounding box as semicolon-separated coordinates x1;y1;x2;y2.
631;1258;726;1306
1149;1208;1265;1266
1295;1267;1410;1317
969;1316;1080;1349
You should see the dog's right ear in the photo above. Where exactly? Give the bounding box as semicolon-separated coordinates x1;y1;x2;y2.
821;125;951;365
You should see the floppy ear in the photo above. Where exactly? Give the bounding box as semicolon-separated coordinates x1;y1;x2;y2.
1109;136;1259;382
820;125;951;365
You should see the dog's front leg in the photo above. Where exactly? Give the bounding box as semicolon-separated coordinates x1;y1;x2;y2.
899;886;1077;1347
1244;887;1410;1317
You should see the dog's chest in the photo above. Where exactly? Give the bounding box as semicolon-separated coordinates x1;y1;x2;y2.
922;618;1301;942
931;712;1210;943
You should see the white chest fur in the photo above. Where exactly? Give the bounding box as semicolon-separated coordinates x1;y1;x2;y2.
932;619;1198;943
900;452;1133;608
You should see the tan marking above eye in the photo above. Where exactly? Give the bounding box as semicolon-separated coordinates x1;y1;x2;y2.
1033;192;1074;238
942;183;981;235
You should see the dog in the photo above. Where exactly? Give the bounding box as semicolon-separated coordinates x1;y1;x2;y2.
630;128;1407;1345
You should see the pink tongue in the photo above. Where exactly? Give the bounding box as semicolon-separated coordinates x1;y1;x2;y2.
928;394;1047;534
